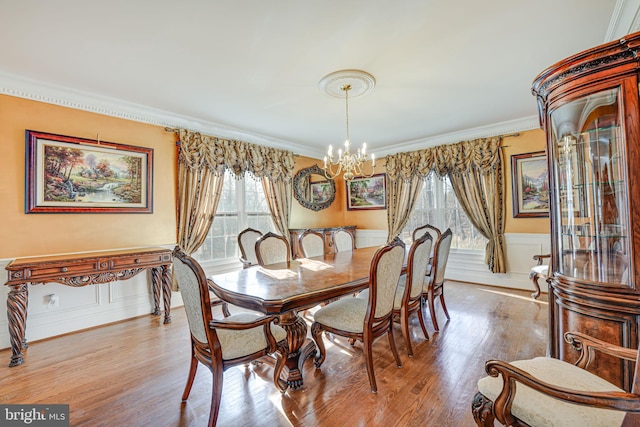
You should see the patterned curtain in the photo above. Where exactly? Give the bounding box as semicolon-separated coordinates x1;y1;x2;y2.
385;136;506;273
176;129;295;253
386;175;424;243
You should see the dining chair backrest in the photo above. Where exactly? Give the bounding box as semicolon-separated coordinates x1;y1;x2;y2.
299;229;325;258
172;246;214;346
238;227;262;267
432;228;453;285
255;231;291;266
406;233;433;300
412;224;441;257
369;238;406;319
333;229;355;252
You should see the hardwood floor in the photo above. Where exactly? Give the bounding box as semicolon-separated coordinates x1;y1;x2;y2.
0;281;548;426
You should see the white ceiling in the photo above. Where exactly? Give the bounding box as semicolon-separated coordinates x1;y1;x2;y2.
1;0;639;159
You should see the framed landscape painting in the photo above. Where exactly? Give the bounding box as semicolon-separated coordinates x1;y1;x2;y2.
511;151;549;218
25;130;153;213
346;173;386;210
310;179;333;204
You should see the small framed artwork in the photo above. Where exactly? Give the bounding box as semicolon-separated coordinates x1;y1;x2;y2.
511;151;549;218
346;173;387;210
25;130;153;213
310;179;333;204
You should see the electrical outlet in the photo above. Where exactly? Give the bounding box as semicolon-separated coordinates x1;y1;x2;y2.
47;294;59;308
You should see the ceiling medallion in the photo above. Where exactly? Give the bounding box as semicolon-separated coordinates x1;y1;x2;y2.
318;69;376;99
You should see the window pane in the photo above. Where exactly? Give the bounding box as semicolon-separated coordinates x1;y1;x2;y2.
402;174;487;250
194;171;273;264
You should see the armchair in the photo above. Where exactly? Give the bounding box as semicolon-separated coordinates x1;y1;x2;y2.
172;246;287;426
472;332;640;426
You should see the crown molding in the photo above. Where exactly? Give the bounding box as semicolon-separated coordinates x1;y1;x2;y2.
1;70;540;161
373;115;541;158
606;0;640;40
0;70;319;158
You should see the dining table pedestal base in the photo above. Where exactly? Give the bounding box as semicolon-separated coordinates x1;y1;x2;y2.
276;311;317;391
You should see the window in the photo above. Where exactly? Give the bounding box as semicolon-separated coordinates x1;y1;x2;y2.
401;173;487;250
193;170;274;266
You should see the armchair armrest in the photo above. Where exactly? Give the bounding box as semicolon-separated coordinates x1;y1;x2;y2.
532;253;550;265
485;360;640;423
206;278;230;317
209;315;282;352
565;331;638;369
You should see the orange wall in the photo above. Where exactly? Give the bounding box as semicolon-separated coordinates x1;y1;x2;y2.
0;95;177;258
503;129;551;234
290;156;387;230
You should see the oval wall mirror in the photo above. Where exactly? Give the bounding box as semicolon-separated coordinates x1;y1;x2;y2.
293;164;336;211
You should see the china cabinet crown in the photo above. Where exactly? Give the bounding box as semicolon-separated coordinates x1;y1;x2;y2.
532;31;640;390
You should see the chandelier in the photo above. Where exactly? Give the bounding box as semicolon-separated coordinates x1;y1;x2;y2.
319;70;376;181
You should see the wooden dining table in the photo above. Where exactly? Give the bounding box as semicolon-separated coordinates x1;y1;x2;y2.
208;245;382;391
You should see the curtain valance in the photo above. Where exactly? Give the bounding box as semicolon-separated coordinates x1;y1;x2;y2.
178;129;295;181
385;136;502;181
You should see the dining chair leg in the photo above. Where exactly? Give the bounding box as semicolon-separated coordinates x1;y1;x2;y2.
182;348;198;401
439;292;450;321
273;346;288;393
416;304;430;342
310;323;327;368
399;308;414;357
387;320;402;368
362;333;377;393
208;365;224;427
427;292;440;331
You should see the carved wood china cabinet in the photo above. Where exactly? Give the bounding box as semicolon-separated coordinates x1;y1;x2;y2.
531;31;640;390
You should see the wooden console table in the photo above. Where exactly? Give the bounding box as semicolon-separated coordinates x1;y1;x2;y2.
4;247;172;367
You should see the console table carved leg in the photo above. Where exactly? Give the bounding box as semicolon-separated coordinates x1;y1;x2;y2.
276;311;317;391
7;283;29;367
151;267;162;315
160;264;172;324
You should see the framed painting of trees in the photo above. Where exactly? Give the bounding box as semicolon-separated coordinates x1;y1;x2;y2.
511;151;549;218
346;173;386;210
25;130;153;213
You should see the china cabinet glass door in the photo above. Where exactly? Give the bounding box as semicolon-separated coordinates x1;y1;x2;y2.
550;87;630;285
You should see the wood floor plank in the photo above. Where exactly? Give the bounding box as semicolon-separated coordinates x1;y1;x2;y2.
0;281;547;426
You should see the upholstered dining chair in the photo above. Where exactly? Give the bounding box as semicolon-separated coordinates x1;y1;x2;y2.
422;228;453;331
530;253;550;299
237;227;263;268
255;231;291;266
412;224;441;276
311;238;406;393
358;233;433;356
332;228;355;252
394;232;433;356
299;229;325;258
172;246;287;427
472;332;640;427
412;223;441;242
